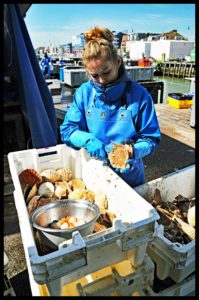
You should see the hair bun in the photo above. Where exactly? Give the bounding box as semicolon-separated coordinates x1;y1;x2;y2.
84;26;114;43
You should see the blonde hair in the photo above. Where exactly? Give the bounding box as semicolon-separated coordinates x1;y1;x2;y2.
82;26;118;66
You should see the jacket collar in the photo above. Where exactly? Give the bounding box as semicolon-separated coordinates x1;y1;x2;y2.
90;60;131;103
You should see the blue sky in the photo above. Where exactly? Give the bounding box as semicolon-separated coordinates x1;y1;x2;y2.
24;4;195;48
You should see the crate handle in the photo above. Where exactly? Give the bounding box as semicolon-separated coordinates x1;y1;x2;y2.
58;231;86;251
38;151;57;157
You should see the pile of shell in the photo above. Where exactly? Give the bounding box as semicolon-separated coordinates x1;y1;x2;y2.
18;167;116;228
152;188;195;244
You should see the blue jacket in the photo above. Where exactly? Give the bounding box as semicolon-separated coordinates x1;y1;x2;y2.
41;57;51;67
60;67;161;187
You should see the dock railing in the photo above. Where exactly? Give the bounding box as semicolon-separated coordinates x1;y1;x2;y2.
161;62;195;78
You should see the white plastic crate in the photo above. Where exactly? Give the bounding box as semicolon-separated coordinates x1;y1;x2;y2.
68;255;154;296
134;165;195;282
4;252;16;296
136;66;154;81
34;255;155;296
141;272;195;296
63;69;88;87
125;66;154;82
8;144;159;296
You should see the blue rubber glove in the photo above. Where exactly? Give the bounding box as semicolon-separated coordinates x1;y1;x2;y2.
105;143;114;154
133;140;154;159
117;158;136;173
69;130;107;161
85;138;107;161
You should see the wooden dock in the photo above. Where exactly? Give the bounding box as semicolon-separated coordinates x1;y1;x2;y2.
155;103;195;149
161;62;195;78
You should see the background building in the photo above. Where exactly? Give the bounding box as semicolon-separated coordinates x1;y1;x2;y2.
150;40;194;61
72;33;85;56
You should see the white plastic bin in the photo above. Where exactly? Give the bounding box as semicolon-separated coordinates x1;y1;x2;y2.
125;66;154;82
39;255;154;296
134;165;195;283
4;252;16;296
8;145;159;296
141;273;195;296
63;69;88;87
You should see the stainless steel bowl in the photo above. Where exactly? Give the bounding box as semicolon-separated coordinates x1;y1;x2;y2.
31;199;100;250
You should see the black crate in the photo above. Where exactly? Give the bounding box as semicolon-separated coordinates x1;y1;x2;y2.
140;81;164;104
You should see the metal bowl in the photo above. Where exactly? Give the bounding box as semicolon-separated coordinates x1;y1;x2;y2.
31;199;100;250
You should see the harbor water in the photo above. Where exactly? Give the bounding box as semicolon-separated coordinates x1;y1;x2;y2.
154;75;191;104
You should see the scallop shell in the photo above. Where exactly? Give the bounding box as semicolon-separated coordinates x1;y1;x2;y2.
27;195;40;215
70;178;86;190
187;206;195;228
56;168;72;181
19;168;42;186
38;182;55;197
26;184;38;204
108;143;133;170
94;191;108;213
82;189;95;202
105;210;116;224
40;169;60;183
93;222;107;233
23;184;32;199
49;221;61;229
54;181;71;199
173;215;195;240
97;213;113;228
68;188;85;200
37;197;57;208
68;188;95;202
34;230;52;255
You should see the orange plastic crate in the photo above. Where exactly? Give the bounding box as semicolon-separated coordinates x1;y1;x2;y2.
138;59;150;67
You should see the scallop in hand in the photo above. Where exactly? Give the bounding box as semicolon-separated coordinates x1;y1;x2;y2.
108;143;133;170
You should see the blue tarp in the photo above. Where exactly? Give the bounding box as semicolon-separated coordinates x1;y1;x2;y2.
4;4;58;148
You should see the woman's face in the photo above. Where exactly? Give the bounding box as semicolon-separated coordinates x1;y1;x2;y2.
85;57;121;86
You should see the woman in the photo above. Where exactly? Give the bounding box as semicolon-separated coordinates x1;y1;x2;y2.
60;26;161;187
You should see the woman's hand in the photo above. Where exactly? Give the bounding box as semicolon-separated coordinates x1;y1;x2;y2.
117;158;136;173
85;137;107;161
